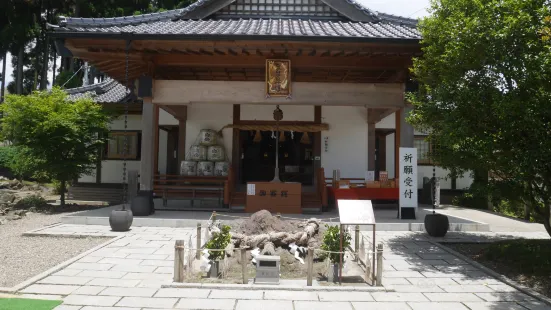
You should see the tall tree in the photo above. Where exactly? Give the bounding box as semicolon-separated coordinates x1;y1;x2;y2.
0;88;110;205
408;0;551;235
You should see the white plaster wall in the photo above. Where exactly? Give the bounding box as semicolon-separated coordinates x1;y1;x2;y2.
159;108;178;125
158;129;168;174
185;103;233;161
376;113;395;129
456;172;473;190
321;106;367;179
240;105;314;121
385;133;395;179
418;166;452;189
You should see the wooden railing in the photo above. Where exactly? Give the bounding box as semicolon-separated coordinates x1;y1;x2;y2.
153;174;229;207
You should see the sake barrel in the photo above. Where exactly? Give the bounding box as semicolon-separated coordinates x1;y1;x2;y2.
198;129;217;146
189;145;207;161
214;162;230;177
197;161;214;176
207;145;225;162
180;161;197;176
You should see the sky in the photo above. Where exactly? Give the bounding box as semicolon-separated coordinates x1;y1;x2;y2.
1;0;430;90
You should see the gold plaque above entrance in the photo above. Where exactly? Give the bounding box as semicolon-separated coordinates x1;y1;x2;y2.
266;59;291;97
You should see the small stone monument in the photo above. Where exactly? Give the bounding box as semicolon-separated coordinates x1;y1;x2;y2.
254;255;280;284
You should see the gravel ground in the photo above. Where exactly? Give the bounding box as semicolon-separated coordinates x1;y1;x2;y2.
0;212;111;288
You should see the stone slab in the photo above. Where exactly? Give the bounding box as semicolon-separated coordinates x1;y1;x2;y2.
475;292;536;302
174;298;236;309
352;302;412;310
463;302;528;310
263;290;319;301
63;295;121;307
318;291;373;302
39;276;93;285
294;301;353;310
155;288;211;298
236;300;293;310
87;278;140;288
77;271;127;279
407;302;469;309
72;286;106;295
115;296;178;308
21;284;79;295
110;264;157;273
424;293;484;302
53;306;82;310
209;289;263;299
371;292;429;302
99;287;158;297
67;263;113;271
439;285;494;293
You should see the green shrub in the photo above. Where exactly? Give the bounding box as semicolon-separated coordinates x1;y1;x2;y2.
320;225;351;264
15;195;48;210
205;225;231;261
0;146;18;169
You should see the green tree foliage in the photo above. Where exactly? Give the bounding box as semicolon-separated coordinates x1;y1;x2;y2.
320;225;351;264
54;70;83;89
205;225;231;261
408;0;551;235
0;145;42;180
0;88;110;205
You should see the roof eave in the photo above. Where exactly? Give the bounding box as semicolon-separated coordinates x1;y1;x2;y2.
49;31;421;45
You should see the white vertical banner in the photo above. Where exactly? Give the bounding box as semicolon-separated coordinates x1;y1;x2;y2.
399;147;418;209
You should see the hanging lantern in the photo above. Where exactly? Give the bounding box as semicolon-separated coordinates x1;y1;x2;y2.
279;131;286;142
300;132;311;144
253;130;262;143
273;105;283;121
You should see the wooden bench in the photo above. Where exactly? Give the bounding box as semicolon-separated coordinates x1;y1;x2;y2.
153;175;228;208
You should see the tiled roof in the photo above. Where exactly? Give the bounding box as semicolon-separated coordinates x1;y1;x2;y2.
56;0;418;30
66;79;134;103
58;18;420;40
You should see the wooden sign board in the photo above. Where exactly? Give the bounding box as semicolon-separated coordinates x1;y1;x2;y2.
246;182;301;214
266;59;291;97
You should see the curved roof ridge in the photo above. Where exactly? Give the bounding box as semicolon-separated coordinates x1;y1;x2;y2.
374;11;418;27
59;0;212;28
64;78;115;94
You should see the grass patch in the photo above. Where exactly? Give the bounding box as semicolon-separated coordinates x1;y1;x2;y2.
446;239;551;298
0;298;62;310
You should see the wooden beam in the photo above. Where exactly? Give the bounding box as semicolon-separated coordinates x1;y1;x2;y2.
160;105;188;121
152;54;412;70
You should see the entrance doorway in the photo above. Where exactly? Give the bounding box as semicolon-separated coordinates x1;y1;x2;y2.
240;130;314;185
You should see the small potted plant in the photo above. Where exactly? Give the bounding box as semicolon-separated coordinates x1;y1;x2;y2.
320;225;351;283
204;225;231;278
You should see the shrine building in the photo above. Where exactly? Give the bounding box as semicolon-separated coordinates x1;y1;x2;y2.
51;0;473;213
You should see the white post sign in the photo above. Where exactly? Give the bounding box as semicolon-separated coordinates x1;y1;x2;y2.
399;147;418;211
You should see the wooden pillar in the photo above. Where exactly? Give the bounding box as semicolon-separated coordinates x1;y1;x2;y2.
231;104;240;187
395;111;401;178
367;122;376;171
177;106;188;167
313;106;322;186
140;99;158;191
400;107;414;148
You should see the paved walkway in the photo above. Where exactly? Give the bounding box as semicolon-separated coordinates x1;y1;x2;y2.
17;224;550;310
438;206;548;233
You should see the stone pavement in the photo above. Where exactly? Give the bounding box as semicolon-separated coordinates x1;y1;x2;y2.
19;224;551;310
